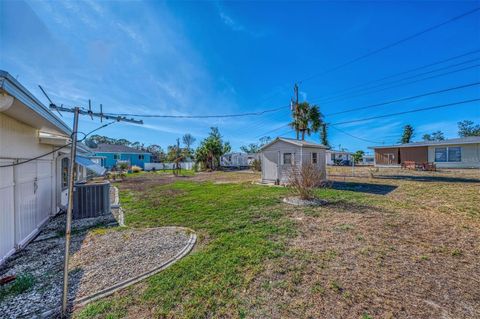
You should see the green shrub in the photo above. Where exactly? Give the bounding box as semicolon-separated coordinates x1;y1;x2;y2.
0;273;35;301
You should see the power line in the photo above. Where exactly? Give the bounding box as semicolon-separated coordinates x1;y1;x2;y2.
316;59;480;105
328;125;385;144
256;123;290;138
325;81;480;116
311;49;480;102
331;98;480;126
298;6;480;83
104;105;289;119
227;106;290;137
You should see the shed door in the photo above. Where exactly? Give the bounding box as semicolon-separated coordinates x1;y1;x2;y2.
262;151;279;181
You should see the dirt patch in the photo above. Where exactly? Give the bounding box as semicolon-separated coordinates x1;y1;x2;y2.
191;171;260;184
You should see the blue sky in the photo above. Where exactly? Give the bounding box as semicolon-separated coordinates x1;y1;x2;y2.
1;0;479;153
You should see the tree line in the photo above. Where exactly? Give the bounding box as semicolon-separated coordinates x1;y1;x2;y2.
86;128;232;170
399;120;480;144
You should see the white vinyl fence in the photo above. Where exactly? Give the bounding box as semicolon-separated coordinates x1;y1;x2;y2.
144;162;194;171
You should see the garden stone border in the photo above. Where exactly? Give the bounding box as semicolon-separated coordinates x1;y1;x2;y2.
283;196;327;206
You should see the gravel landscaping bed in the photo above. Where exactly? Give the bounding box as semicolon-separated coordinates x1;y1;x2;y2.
283;196;327;206
0;213;194;318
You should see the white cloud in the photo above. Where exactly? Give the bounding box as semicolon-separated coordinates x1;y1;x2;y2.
219;10;245;32
215;3;267;38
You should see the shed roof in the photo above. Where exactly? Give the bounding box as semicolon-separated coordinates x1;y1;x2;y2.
369;136;480;149
92;143;151;154
260;137;327;151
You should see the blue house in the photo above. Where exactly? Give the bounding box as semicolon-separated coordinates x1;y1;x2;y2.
91;144;152;169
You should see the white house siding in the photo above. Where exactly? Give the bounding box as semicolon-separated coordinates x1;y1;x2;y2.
0;113;57;263
428;143;480;168
0;159;15;263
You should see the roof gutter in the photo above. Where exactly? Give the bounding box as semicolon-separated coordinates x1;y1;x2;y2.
0;70;72;135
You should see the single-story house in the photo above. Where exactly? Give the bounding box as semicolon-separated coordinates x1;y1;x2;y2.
0;70;105;264
90;143;152;169
369;136;480;168
259;137;327;184
326;150;353;165
220;152;250;168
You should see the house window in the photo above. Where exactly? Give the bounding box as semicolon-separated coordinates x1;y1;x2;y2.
448;147;461;162
283;153;293;165
435;147;461;162
435;148;447;162
312;152;318;164
331;153;335;161
61;158;69;190
114;154;120;160
139;154;145;160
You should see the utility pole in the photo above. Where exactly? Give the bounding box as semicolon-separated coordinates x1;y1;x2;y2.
47;103;142;317
61;107;79;316
293;83;299;140
175;138;181;175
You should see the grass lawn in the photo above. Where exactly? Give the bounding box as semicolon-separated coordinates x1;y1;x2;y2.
74;168;480;319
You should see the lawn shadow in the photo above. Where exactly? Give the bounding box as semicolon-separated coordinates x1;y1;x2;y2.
330;181;397;195
375;175;480;183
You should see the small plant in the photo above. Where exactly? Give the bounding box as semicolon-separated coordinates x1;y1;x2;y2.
251;159;261;172
131;165;142;173
117;162;129;171
329;280;343;293
362;314;373;319
368;167;379;178
311;281;325;294
451;248;463;257
0;273;35;301
288;163;324;200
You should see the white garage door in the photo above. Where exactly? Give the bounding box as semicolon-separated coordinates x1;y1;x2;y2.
0;159;54;263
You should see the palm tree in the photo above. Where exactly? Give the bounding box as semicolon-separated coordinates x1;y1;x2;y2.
289;102;323;140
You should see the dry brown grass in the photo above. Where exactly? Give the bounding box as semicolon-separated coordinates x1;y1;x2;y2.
98;168;479;318
245;166;480;319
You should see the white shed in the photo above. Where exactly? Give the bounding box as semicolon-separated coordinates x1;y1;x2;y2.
0;70;104;264
259;137;327;184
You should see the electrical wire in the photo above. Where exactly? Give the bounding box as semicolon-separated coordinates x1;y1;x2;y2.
311;49;480;101
103;105;289;118
256;123;290;138
298;6;480;83
325;81;480;116
315;60;480;105
328;125;385;144
330;98;480;126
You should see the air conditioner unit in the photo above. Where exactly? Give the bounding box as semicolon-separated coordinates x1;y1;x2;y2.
73;181;111;219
